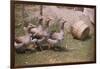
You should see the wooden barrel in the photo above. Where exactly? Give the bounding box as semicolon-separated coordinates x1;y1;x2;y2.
71;20;90;40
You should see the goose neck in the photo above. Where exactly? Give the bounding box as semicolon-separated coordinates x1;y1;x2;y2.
61;22;65;30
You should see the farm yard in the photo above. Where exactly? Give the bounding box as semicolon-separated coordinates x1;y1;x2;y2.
14;4;95;66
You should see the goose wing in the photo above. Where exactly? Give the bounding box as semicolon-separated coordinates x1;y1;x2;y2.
14;42;24;49
47;38;58;44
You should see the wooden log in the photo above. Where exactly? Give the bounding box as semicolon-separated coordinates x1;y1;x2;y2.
71;20;90;40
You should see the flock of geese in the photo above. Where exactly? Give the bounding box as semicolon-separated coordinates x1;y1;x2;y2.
14;16;66;53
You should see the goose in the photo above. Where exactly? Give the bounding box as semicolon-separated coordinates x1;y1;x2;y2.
23;16;45;51
32;17;52;51
42;17;52;37
14;26;37;53
47;19;66;49
28;16;44;36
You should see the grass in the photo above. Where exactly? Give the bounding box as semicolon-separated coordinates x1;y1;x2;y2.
14;4;95;66
15;32;95;66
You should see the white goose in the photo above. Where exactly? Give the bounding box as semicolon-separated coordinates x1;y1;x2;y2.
42;17;52;37
29;16;44;36
33;17;52;50
47;19;66;49
25;16;45;51
14;27;32;52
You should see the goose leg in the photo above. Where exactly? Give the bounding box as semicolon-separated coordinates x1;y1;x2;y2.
35;42;43;51
32;43;37;48
39;45;43;51
35;44;38;48
48;43;51;49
